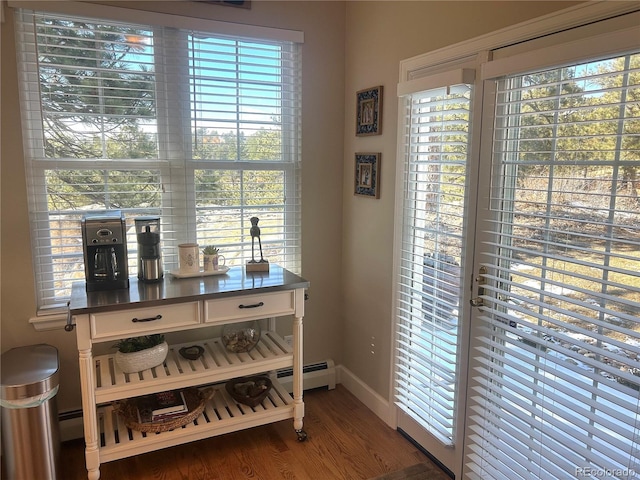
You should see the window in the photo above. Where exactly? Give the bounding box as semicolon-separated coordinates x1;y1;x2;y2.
395;77;473;446
394;60;481;474
393;7;640;478
466;51;640;479
15;9;302;312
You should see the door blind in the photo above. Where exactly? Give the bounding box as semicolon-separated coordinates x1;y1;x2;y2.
395;83;471;446
15;9;302;311
466;53;640;479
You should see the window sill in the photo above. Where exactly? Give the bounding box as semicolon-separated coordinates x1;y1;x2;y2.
29;313;68;331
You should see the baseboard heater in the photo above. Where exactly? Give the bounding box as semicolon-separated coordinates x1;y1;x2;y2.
277;359;336;393
59;359;337;441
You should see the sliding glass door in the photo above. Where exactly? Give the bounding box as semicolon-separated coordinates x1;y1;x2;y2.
465;50;640;480
393;21;640;480
394;73;477;477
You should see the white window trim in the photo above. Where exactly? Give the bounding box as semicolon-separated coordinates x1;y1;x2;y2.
8;1;304;43
397;68;475;97
398;0;638;84
29;313;68;332
17;5;303;326
482;24;639;80
391;1;640;476
392;0;640;392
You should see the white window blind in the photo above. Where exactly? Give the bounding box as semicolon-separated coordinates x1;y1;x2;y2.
466;53;640;479
15;9;302;311
395;82;472;446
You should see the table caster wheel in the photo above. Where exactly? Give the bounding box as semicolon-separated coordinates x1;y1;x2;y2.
296;429;307;442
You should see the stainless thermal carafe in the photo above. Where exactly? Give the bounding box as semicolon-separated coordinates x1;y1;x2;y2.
135;216;163;282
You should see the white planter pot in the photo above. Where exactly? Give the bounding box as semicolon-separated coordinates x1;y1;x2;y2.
115;341;169;373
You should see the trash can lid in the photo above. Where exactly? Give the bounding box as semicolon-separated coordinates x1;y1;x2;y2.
1;344;59;401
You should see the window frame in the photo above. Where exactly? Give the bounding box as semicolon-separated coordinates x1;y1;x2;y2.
392;4;640;478
467;50;640;479
14;5;303;319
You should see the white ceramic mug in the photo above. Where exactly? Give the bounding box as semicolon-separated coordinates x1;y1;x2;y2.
203;254;226;272
178;243;200;273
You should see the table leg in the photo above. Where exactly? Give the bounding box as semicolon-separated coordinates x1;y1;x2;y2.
292;314;305;435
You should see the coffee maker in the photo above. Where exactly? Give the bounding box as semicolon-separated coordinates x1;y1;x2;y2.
82;211;130;292
135;216;163;283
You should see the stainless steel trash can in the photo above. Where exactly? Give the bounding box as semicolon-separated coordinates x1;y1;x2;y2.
1;344;60;480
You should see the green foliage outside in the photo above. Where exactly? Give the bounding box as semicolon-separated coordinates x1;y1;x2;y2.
114;334;165;353
39;19;286;212
35;18;292;302
421;56;640;348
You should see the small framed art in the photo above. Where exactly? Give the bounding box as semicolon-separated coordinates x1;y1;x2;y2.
354;153;381;198
198;1;251;8
355;86;383;136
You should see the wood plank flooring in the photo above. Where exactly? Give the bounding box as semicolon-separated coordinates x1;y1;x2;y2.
59;385;450;480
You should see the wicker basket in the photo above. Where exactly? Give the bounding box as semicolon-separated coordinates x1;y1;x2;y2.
114;387;214;433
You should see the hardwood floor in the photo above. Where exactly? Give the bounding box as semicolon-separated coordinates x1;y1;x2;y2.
60;385;449;480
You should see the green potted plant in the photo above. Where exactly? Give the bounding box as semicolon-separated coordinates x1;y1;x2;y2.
114;334;168;373
202;245;219;256
202;246;225;272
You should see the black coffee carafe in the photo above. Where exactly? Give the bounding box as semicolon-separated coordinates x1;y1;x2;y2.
92;247;121;280
82;211;130;292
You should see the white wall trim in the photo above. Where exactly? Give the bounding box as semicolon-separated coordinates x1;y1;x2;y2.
399;1;639;83
29;313;68;331
60;415;84;442
481;23;640;80
336;365;396;428
8;1;304;43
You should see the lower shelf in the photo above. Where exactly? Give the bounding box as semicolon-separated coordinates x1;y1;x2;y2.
98;378;296;463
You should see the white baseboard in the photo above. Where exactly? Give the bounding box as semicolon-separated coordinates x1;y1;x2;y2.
336;365;396;428
60;415;84;442
277;359;336;393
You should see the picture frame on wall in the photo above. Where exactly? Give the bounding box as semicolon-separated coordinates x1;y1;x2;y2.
198;1;251;8
354;153;381;198
355;86;383;136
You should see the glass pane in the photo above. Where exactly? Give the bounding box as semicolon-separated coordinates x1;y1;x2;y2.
468;52;640;479
195;169;288;265
395;85;471;446
36;16;157;160
189;36;285;162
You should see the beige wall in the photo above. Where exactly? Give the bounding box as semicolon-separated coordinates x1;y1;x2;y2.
1;0;580;416
0;0;347;413
340;1;580;397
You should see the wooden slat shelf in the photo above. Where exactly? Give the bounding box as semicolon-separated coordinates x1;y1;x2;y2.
94;331;293;403
71;270;308;479
98;380;295;462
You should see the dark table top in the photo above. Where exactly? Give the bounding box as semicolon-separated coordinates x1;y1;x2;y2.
69;264;309;315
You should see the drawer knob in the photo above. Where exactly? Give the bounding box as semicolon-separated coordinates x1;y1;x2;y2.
131;314;162;323
238;302;264;309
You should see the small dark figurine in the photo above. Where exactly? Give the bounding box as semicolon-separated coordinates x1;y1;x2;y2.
249;216;266;263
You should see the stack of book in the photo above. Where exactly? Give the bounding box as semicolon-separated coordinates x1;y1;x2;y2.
136;390;188;424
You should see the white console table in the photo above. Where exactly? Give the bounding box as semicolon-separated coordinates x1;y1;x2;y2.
69;265;309;480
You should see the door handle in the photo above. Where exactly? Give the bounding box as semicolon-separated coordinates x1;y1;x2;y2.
470;266;487;307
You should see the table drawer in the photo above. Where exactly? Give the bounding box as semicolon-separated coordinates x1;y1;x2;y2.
204;291;295;324
90;302;201;340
